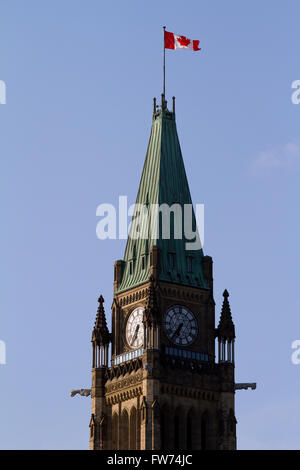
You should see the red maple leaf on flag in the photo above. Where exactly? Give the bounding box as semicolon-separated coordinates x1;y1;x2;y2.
177;36;191;47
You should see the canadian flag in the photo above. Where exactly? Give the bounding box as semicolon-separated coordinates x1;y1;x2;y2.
164;30;201;51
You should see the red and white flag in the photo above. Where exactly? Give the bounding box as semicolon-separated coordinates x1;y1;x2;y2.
164;30;201;51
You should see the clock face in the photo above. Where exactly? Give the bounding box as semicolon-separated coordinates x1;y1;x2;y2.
126;307;144;349
164;305;198;346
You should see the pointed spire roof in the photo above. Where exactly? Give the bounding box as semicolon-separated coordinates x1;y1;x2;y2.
117;95;208;293
92;295;110;345
217;290;235;340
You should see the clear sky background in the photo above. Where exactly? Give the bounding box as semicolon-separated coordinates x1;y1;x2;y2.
1;0;300;450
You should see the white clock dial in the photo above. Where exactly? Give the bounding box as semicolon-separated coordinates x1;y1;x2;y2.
164;305;198;346
126;307;144;349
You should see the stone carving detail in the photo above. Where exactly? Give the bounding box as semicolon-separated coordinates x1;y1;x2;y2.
118;284;206;308
235;383;256;390
70;389;91;397
160;383;215;401
106;386;143;405
106;372;143;393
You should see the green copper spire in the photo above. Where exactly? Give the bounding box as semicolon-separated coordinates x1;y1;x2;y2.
117;95;208;293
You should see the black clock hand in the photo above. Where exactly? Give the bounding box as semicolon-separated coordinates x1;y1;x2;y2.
171;322;183;340
131;324;140;345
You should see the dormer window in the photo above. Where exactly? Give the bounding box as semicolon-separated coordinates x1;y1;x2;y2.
141;255;146;270
129;260;133;275
168;252;176;270
187;256;193;273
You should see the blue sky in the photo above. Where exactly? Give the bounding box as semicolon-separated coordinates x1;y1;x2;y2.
1;0;300;449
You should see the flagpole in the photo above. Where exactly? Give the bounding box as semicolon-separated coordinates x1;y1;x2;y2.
163;26;166;100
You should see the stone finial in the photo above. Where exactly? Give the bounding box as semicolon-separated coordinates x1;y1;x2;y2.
217;289;235;341
223;289;229;299
92;295;110;345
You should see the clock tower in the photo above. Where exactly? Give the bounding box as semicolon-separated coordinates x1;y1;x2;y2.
89;95;237;450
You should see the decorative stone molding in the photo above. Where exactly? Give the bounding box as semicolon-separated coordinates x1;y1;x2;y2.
160;383;216;401
118;287;148;307
106;358;143;380
106;372;143;394
106;386;143;405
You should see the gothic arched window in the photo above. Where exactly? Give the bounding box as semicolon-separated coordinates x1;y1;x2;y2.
186;410;193;449
174;414;180;448
120;410;129;450
160;404;170;450
201;412;208;450
129;407;137;450
112;413;118;450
